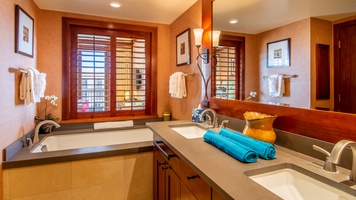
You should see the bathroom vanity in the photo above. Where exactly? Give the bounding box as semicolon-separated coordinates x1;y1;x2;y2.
147;120;356;200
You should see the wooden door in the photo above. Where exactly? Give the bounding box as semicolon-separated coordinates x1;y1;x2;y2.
334;20;356;113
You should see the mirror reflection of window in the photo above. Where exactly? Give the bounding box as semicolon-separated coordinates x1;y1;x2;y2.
214;46;236;100
211;35;245;100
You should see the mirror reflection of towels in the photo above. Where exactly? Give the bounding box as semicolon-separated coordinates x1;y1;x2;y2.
268;74;285;97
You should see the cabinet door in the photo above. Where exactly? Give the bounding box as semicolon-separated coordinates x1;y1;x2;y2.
180;160;211;200
166;168;181;200
154;148;167;200
212;189;225;200
181;181;198;200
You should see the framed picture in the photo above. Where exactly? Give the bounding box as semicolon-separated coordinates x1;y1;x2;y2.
267;38;290;68
15;5;34;58
176;28;191;66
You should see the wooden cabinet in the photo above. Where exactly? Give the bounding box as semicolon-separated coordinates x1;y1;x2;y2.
180;161;211;200
166;166;181;199
153;140;216;200
212;189;225;200
153;141;181;200
154;147;167;200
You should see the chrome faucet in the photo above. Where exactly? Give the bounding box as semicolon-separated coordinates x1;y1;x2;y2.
199;108;218;128
33;120;60;145
314;140;356;183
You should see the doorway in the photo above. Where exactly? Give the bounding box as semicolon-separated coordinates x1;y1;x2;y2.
334;20;356;113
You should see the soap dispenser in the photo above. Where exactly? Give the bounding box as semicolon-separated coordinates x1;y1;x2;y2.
192;104;205;122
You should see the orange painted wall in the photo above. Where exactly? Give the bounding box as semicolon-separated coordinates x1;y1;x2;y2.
169;0;203;120
36;9;171;121
0;0;40;198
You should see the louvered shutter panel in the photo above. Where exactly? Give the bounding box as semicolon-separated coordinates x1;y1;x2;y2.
115;37;146;111
76;34;112;113
215;46;236;99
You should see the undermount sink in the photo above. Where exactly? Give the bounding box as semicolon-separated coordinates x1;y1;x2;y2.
245;163;355;200
170;124;207;139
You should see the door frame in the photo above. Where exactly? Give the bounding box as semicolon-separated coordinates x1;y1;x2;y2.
333;19;356;112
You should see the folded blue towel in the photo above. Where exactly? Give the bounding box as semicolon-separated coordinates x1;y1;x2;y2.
203;130;258;163
219;128;276;160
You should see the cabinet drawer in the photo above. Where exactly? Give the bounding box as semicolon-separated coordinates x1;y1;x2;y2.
180;160;211;200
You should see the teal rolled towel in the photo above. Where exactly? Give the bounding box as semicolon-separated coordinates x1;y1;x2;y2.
203;130;258;163
219;128;276;160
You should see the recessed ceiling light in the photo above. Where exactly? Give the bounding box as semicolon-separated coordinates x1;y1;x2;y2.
110;1;121;8
229;19;238;24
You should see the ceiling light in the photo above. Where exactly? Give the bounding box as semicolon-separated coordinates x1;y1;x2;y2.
229;19;238;24
110;2;121;8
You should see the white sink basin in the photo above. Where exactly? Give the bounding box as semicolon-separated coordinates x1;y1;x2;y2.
247;164;355;200
170;124;207;139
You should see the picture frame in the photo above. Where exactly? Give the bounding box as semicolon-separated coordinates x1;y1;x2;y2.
15;5;34;58
176;28;191;66
267;38;290;68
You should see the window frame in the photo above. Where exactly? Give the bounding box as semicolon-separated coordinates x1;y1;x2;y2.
62;18;157;121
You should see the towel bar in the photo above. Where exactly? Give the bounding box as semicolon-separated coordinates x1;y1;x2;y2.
8;67;27;74
262;74;297;80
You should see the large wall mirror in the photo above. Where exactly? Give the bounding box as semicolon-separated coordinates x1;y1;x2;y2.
212;0;356;114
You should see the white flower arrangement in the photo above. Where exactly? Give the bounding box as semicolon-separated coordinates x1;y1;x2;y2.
36;95;58;120
247;91;257;100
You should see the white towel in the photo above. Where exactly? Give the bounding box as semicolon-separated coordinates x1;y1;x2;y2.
28;68;47;102
93;120;134;130
268;74;285;97
19;68;47;105
169;72;187;98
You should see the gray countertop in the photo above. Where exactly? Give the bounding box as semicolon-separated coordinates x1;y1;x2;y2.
146;120;356;200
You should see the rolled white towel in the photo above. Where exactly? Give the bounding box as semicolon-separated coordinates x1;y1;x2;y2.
93;120;134;130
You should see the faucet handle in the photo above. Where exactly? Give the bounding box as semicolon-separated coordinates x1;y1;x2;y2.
219;120;229;130
313;145;331;157
313;145;336;172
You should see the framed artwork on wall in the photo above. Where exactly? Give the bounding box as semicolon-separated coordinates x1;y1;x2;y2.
176;28;191;66
15;5;34;58
267;38;290;68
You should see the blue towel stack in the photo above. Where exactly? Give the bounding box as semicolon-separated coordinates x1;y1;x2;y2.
203;130;258;163
219;128;276;160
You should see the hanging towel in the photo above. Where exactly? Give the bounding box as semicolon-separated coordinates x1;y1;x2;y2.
203;130;258;163
219;128;276;160
169;72;187;98
268;74;285;97
28;68;47;102
19;68;47;105
19;72;27;101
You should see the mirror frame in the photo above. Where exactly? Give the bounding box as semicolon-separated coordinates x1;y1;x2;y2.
205;0;356;144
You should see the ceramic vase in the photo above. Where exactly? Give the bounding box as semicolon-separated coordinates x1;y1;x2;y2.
242;111;277;144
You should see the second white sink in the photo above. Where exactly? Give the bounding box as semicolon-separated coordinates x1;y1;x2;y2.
247;164;355;200
170;124;207;139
